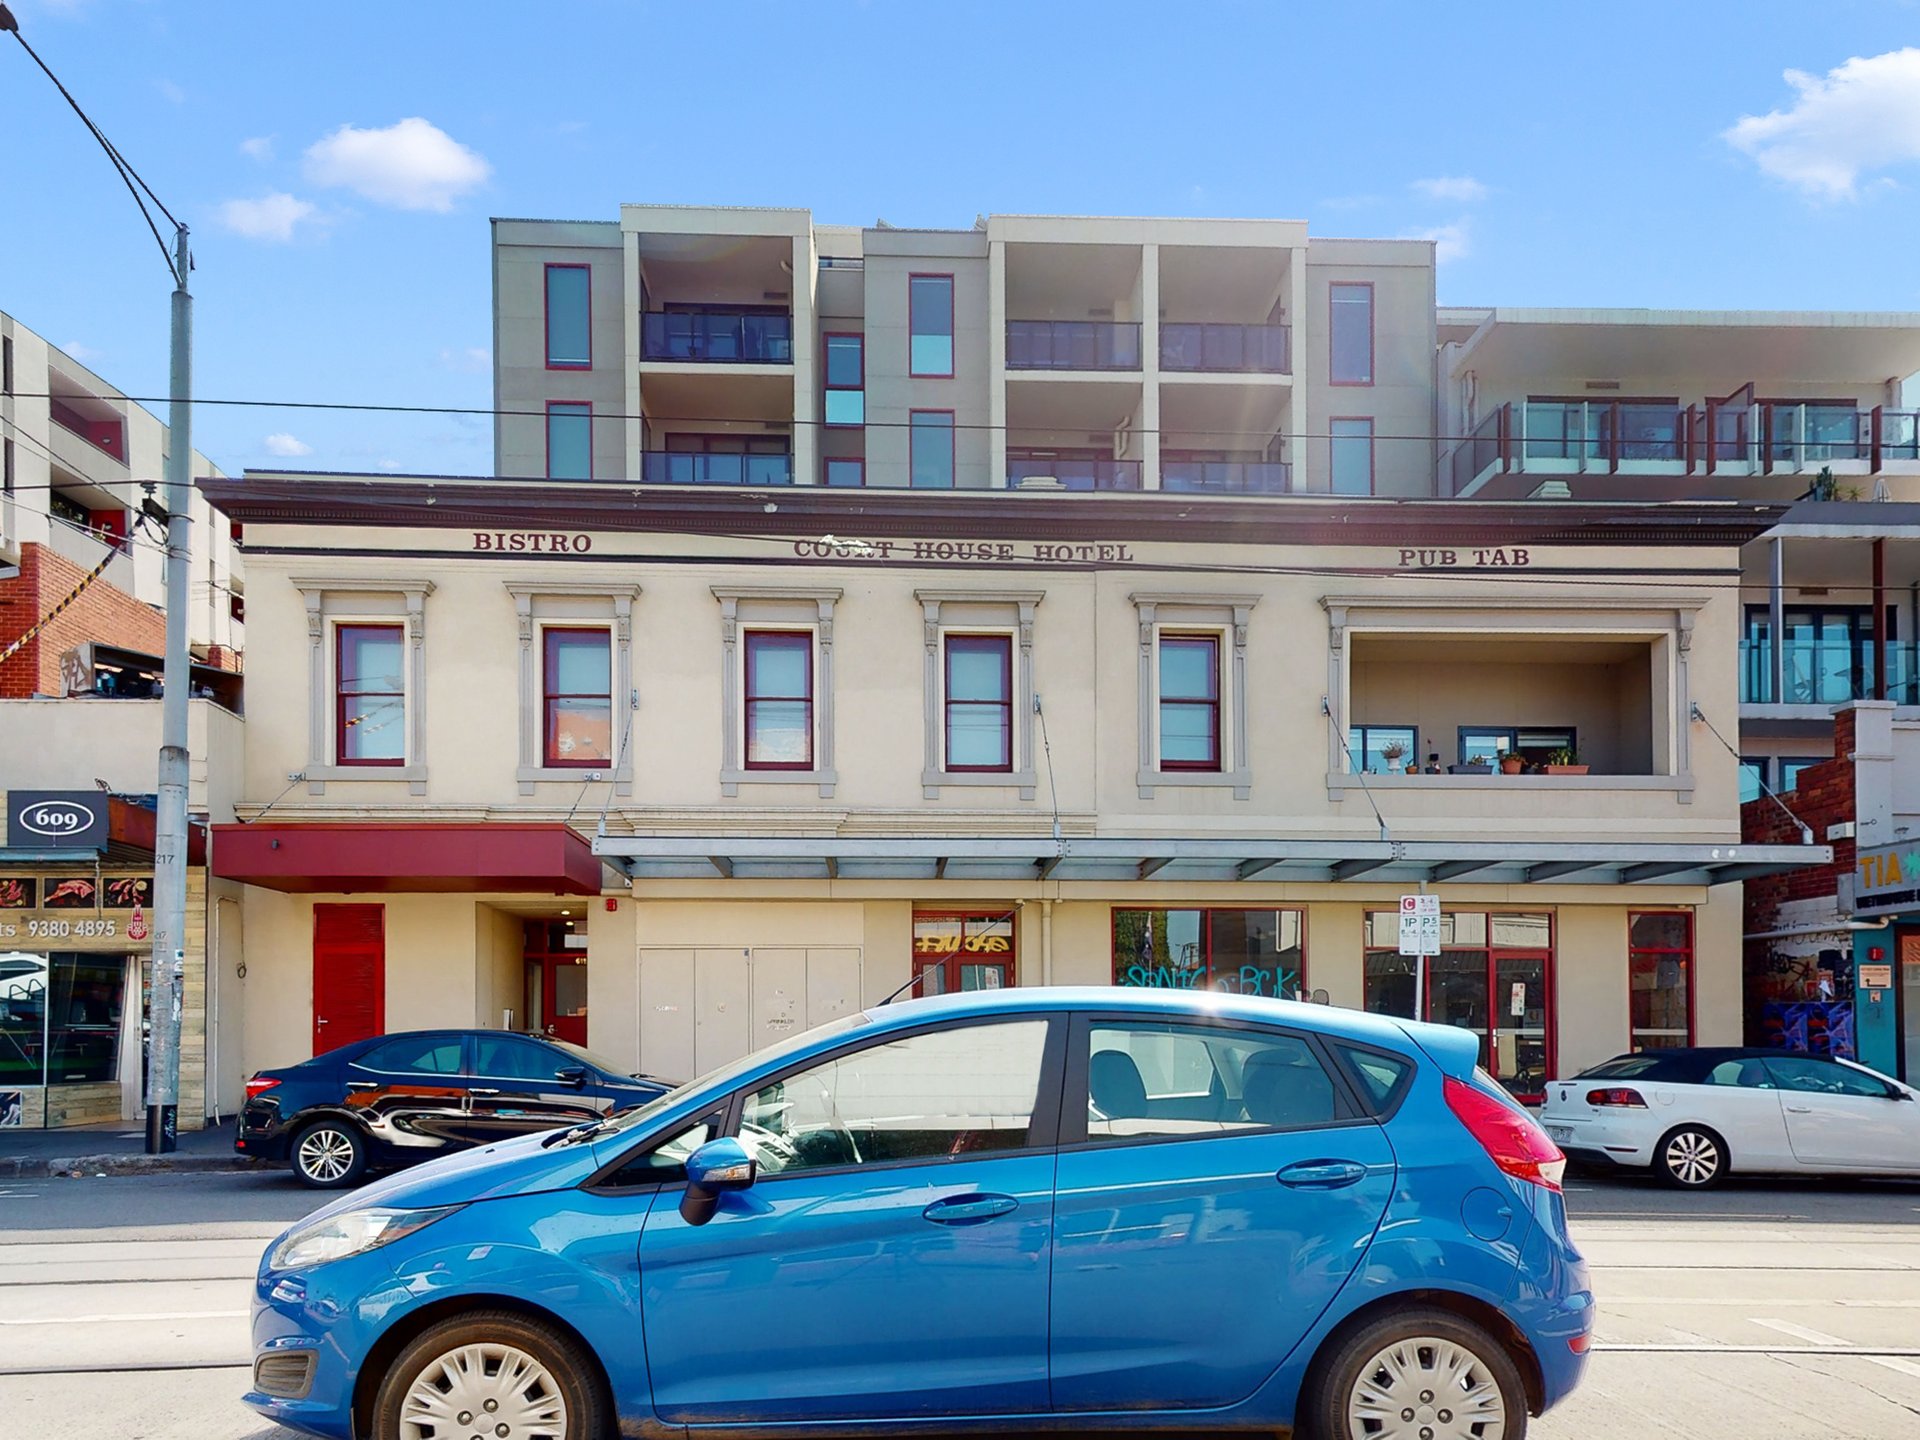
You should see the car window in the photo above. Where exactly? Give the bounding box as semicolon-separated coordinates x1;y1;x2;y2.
1086;1022;1339;1140
739;1019;1050;1176
1333;1044;1414;1113
1764;1055;1893;1099
1578;1055;1670;1081
605;1117;716;1188
471;1035;568;1082
354;1035;463;1075
1703;1059;1774;1088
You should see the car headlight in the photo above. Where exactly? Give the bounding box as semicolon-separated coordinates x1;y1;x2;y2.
268;1205;463;1272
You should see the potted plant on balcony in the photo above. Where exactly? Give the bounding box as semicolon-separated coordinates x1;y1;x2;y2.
1449;754;1494;775
1543;746;1588;775
1378;740;1406;775
1499;751;1527;776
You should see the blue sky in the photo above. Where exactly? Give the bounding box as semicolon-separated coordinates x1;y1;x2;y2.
4;0;1920;477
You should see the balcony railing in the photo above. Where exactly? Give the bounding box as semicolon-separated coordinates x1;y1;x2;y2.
1740;638;1920;706
1007;457;1142;491
640;451;794;486
1160;322;1291;374
1006;320;1142;371
641;311;793;364
1161;460;1294;495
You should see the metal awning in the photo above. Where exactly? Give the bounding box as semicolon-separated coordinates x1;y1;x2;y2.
593;835;1829;885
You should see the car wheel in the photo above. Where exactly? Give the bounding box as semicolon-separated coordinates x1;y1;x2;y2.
372;1310;606;1440
1306;1305;1527;1440
1656;1125;1726;1190
291;1119;368;1189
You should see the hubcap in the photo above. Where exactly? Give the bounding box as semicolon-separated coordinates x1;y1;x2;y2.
400;1343;568;1440
1666;1131;1719;1185
1347;1336;1507;1440
296;1129;355;1182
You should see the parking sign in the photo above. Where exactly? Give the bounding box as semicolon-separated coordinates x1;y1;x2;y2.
1398;893;1441;957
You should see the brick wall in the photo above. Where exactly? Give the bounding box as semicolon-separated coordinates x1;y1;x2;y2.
202;644;244;673
0;542;166;698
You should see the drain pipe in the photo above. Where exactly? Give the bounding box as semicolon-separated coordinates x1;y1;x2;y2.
1041;899;1054;987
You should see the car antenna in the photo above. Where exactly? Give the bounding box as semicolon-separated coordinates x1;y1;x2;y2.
878;969;934;1006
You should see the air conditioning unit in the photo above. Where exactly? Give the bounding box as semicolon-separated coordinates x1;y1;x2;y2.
1016;475;1065;490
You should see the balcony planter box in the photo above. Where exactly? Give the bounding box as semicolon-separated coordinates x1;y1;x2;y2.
1499;755;1527;775
1543;764;1590;775
1448;763;1492;775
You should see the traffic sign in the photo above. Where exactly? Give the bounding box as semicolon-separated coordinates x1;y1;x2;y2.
1399;893;1441;956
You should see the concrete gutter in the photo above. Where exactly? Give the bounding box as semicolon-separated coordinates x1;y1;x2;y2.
0;1152;267;1179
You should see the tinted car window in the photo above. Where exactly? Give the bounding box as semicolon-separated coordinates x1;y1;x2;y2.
1087;1022;1338;1139
1577;1055;1674;1081
741;1020;1049;1175
1334;1044;1413;1113
1764;1056;1893;1099
1704;1059;1774;1088
354;1035;463;1075
607;1117;716;1188
472;1035;568;1082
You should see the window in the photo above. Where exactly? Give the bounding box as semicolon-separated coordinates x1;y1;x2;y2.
1158;634;1220;770
3;438;12;496
1329;282;1373;385
547;401;592;480
1;334;12;394
356;1035;463;1075
336;624;406;765
944;634;1012;771
1349;723;1416;775
43;954;126;1083
1085;1022;1338;1140
1739;757;1765;804
909;274;954;377
739;1020;1050;1175
543;628;613;766
1113;909;1306;1000
1704;1058;1775;1088
1330;417;1374;495
1332;1045;1414;1114
1764;1055;1896;1099
823;333;864;426
471;1034;569;1082
744;630;814;769
545;264;591;369
1629;912;1692;1050
824;457;865;488
910;410;955;488
606;1117;718;1188
1780;759;1821;791
913;911;1015;995
1743;604;1893;707
1457;727;1575;768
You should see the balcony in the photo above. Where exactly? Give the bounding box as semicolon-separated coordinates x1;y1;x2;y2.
640;451;794;486
1160;322;1291;374
1007;455;1142;491
641;311;793;364
1006;320;1142;372
1739;638;1920;707
1161;460;1294;495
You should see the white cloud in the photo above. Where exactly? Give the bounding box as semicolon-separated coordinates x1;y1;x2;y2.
217;192;319;243
302;117;491;212
1412;175;1488;203
60;341;103;364
240;135;275;162
154;78;186;105
438;346;491;373
263;433;314;458
1406;219;1471;265
1725;48;1920;200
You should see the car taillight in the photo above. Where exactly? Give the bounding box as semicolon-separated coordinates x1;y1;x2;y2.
246;1077;280;1100
1585;1087;1647;1108
1444;1076;1566;1191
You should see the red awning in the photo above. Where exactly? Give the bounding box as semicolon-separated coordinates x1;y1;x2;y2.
211;822;604;895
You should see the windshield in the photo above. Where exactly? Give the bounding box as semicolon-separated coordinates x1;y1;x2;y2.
588;1010;873;1138
548;1037;646;1077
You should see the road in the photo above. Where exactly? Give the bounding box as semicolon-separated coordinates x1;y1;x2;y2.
2;1168;1918;1438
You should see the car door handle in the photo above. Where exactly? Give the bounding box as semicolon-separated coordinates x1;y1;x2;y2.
1278;1160;1369;1189
469;1088;501;1096
923;1193;1019;1225
1785;1104;1814;1113
345;1080;378;1092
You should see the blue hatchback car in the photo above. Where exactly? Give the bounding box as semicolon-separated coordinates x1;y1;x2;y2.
245;988;1591;1440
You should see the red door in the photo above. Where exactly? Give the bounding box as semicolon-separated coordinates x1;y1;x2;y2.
313;904;385;1056
537;954;590;1047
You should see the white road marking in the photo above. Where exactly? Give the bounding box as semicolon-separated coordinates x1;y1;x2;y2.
1866;1356;1920;1379
1750;1318;1852;1347
0;1310;247;1326
1603;1297;1920;1308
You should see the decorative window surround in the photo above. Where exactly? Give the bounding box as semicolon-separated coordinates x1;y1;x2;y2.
713;586;842;798
294;577;435;796
1131;592;1257;800
505;582;641;797
916;589;1043;799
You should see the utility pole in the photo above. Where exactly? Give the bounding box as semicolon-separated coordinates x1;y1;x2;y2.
1;6;195;1152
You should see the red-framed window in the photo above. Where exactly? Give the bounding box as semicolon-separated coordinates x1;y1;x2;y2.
910;409;955;488
744;630;813;770
547;401;592;480
909;273;955;377
823;457;865;488
335;623;405;766
823;332;865;426
545;263;592;369
1158;633;1220;770
1112;908;1307;1000
1629;911;1694;1050
944;633;1013;772
912;910;1016;995
543;628;613;767
1329;280;1373;386
1330;416;1374;495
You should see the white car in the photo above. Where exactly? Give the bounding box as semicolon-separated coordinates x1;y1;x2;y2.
1539;1046;1920;1188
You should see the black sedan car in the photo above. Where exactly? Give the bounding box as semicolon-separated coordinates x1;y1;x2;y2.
237;1030;671;1188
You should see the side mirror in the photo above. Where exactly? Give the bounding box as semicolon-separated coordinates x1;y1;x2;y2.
554;1066;589;1088
679;1136;757;1226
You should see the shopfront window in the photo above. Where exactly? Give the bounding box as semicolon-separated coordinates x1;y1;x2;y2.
0;953;127;1088
1364;910;1552;1099
1629;911;1692;1050
0;952;48;1090
912;911;1015;995
1113;908;1305;1001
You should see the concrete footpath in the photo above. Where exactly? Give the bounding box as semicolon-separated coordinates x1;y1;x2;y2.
0;1119;258;1178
